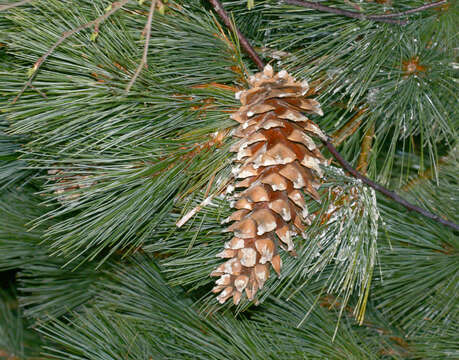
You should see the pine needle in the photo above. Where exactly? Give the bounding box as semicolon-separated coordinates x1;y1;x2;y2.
0;0;35;12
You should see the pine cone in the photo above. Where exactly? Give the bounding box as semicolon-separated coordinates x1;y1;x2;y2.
211;65;328;305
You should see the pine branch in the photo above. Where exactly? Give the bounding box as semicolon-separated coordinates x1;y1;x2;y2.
207;0;264;71
0;0;35;11
208;0;459;232
1;2;456;357
282;0;448;25
11;0;129;104
125;0;156;93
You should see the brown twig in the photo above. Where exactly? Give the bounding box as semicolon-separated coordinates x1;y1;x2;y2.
30;84;47;99
11;0;129;104
125;0;156;93
324;140;459;231
207;0;459;232
207;0;264;71
357;122;375;175
212;16;251;84
0;0;35;11
283;0;407;25
283;0;448;25
368;0;448;18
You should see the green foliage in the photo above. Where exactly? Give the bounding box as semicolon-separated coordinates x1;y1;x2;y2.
18;258;109;323
0;289;45;359
374;149;459;335
0;188;108;323
0;118;33;189
0;189;45;271
2;0;240;264
36;255;399;359
0;0;457;358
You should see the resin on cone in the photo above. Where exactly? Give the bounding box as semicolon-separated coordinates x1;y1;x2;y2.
211;65;328;305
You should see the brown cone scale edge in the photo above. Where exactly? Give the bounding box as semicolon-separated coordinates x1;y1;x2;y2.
211;65;328;305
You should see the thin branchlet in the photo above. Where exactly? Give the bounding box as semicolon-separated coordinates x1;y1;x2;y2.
283;0;407;25
282;0;448;25
11;0;130;104
125;0;157;93
368;0;448;18
324;140;459;231
208;0;264;71
207;0;459;232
